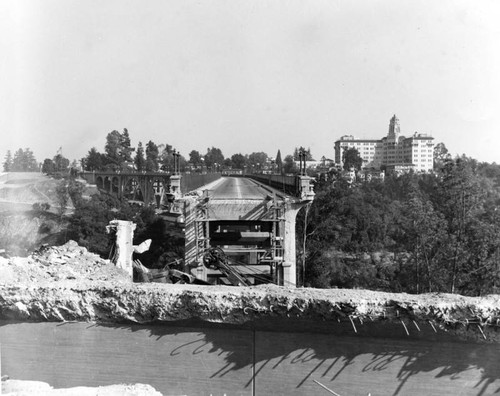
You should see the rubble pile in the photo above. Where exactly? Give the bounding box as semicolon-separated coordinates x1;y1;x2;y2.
1;378;162;396
0;240;129;285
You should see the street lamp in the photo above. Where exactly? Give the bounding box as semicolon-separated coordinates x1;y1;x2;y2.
298;148;307;175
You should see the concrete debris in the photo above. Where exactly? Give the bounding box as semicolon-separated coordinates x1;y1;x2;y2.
1;379;163;395
0;240;129;285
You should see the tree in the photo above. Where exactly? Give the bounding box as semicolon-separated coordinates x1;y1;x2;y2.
275;150;283;174
11;149;23;171
189;150;203;169
342;147;363;171
247;152;268;172
433;142;449;170
293;147;313;161
41;158;56;174
283;155;298;174
83;147;104;171
461;213;500;295
230;153;247;170
134;142;146;171
120;128;134;165
55;180;70;218
223;158;232;168
103;129;134;169
159;144;176;172
401;193;447;293
3;150;12;171
104;130;122;168
205;147;224;171
11;148;38;172
145;140;159;171
67;179;85;208
178;154;188;172
26;149;39;171
436;157;483;293
67;194;135;256
53;153;70;173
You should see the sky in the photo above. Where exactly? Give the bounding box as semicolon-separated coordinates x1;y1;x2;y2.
1;0;499;164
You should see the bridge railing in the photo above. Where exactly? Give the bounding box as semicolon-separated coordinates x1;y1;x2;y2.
181;173;222;193
246;174;299;196
79;170;174;184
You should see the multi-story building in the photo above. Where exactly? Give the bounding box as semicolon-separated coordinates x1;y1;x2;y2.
334;115;434;173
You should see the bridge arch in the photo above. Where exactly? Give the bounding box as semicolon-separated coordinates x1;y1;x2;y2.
151;178;168;208
96;176;104;190
111;176;120;195
103;176;111;192
124;178;144;202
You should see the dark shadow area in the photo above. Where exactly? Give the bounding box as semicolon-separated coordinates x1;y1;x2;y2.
104;318;500;396
1;319;499;395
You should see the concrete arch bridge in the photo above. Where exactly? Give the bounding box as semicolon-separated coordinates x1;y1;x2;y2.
79;171;222;206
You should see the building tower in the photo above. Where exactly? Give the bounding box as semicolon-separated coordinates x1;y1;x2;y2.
387;114;400;142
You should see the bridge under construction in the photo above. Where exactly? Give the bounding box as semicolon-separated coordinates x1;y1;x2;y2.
80;169;315;287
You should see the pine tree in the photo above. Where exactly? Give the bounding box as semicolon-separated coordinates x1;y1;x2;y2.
145;141;159;171
134;142;146;171
83;147;104;171
11;148;38;171
119;128;134;164
104;130;122;169
11;149;24;171
275;150;283;174
23;148;39;171
3;150;12;171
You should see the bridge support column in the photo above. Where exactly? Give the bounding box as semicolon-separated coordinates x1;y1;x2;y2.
170;174;182;199
282;202;306;287
106;220;136;280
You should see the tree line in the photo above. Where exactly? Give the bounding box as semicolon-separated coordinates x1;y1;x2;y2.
2;127;316;175
3;148;39;172
300;156;500;296
79;128;315;174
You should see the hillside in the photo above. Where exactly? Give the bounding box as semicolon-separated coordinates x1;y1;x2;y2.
0;172;69;212
0;173;86;255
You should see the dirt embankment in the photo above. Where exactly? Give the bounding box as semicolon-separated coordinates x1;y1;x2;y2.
1;241;500;344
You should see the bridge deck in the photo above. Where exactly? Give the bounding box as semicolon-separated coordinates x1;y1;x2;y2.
207;177;283;200
198;177;288;221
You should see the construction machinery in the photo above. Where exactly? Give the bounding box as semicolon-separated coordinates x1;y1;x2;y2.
133;247;271;286
202;247;250;286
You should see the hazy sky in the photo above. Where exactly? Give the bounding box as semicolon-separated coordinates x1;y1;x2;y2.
1;0;499;164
